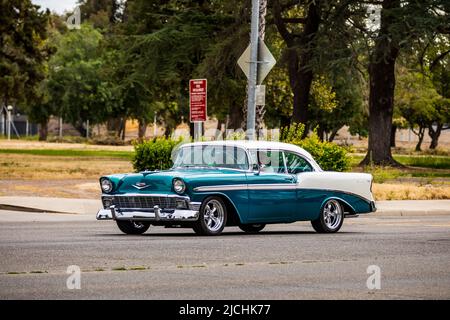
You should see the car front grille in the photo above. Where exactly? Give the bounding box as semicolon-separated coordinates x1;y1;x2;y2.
114;196;178;209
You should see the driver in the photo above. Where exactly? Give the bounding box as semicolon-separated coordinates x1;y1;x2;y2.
258;151;275;173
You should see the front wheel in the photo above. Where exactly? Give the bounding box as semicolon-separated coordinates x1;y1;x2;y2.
311;199;344;233
193;196;227;236
116;220;150;235
239;224;266;233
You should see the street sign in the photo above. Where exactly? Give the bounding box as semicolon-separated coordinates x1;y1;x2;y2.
189;79;207;123
255;85;266;105
237;41;276;84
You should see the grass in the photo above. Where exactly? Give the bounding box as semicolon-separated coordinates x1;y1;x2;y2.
350;154;450;170
0;148;133;159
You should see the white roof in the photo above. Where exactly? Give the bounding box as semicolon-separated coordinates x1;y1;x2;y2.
181;140;315;161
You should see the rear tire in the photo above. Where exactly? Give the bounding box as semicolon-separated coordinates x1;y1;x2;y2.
311;199;344;233
116;220;150;235
239;224;265;233
193;196;227;236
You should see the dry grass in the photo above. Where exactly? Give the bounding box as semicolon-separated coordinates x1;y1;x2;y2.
0;154;132;180
373;183;450;200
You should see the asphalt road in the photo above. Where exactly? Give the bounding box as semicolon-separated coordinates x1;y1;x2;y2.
0;210;449;299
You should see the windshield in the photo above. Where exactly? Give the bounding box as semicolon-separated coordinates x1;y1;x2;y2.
173;145;249;170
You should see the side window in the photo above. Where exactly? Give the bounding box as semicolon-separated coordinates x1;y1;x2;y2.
253;149;286;174
284;152;313;174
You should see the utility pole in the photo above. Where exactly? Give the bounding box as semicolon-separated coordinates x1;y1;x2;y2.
255;0;267;138
245;0;260;140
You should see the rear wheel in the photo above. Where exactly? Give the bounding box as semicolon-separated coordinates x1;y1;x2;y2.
193;196;227;236
239;224;266;233
116;220;150;235
311;199;344;233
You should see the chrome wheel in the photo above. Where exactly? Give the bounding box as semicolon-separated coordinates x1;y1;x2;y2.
203;199;225;232
311;199;344;233
323;200;343;230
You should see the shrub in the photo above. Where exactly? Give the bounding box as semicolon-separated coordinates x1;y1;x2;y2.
281;123;350;172
132;138;180;172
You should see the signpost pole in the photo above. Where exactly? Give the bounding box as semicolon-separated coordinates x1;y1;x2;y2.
245;0;260;141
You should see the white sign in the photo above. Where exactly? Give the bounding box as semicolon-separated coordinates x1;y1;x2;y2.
255;85;266;105
237;41;276;84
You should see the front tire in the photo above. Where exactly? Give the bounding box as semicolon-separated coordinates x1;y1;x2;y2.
193;196;227;236
311;199;344;233
116;220;150;235
239;224;265;233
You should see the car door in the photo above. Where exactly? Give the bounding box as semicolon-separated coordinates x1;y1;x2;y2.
284;151;318;220
245;149;297;222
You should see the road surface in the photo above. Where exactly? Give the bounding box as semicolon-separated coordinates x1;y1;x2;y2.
0;210;449;299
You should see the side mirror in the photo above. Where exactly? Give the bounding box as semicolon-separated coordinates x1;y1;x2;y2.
252;163;260;175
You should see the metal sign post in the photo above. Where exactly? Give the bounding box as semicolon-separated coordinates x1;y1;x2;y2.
245;0;260;141
189;79;207;141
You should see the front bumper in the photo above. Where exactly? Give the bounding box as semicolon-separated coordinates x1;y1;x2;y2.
97;205;199;221
96;194;200;222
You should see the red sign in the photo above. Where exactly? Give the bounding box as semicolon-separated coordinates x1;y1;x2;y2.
189;79;207;122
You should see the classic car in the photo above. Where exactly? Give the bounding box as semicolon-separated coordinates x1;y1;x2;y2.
97;140;376;236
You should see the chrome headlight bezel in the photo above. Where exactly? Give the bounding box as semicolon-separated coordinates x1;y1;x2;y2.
173;178;186;194
100;178;114;193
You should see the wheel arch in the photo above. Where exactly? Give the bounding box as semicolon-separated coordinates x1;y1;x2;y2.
199;193;243;226
320;196;356;215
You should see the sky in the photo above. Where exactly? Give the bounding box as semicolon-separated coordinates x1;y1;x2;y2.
32;0;78;14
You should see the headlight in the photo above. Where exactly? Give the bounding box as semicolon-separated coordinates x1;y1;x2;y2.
173;179;186;194
100;178;113;193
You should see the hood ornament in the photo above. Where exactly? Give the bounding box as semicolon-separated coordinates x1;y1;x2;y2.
132;182;150;190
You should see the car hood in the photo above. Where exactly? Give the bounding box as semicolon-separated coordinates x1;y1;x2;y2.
104;168;244;194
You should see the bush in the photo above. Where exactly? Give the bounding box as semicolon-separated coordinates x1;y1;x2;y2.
281;123;350;172
88;135;128;146
132;138;180;172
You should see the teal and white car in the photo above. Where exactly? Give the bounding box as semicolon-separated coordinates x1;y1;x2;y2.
97;140;376;236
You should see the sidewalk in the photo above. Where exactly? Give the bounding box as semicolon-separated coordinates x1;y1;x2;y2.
0;196;449;217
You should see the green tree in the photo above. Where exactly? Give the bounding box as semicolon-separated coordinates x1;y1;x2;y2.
47;24;114;136
395;68;441;151
361;0;449;165
0;0;51;139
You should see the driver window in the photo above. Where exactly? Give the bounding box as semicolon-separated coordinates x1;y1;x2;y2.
255;150;286;174
284;152;313;174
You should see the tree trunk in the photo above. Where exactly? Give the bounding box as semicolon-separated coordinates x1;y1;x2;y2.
390;124;397;147
328;127;340;142
428;123;443;149
414;126;425;151
228;103;243;130
121;118;126;141
273;0;320;138
361;0;401;166
38;121;48;141
138;119;147;139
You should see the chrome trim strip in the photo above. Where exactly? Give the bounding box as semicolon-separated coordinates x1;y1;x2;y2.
193;183;297;192
194;184;247;192
249;183;296;190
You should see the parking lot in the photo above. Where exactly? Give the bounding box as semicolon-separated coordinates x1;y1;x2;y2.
0;211;449;299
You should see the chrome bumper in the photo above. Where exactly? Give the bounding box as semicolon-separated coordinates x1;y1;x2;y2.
97;205;199;222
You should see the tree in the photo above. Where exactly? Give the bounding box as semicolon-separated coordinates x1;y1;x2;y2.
47;24;114;136
0;0;51;139
271;0;366;135
396;68;441;151
361;0;449;164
